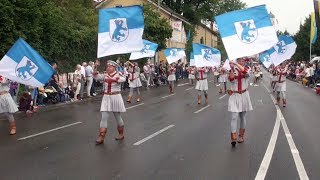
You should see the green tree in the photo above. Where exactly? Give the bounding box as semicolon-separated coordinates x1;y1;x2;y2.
293;15;320;61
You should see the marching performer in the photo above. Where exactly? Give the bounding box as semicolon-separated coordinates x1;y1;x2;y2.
0;75;18;135
219;66;228;94
228;58;253;147
167;63;176;93
188;66;196;85
270;65;277;92
127;61;142;103
195;67;209;104
96;60;126;145
275;63;288;107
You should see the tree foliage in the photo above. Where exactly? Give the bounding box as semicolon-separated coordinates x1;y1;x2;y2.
0;0;98;72
293;15;320;61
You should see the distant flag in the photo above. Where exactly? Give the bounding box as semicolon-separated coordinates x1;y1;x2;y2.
164;48;186;64
215;5;278;60
190;53;195;66
269;35;297;67
0;38;54;87
97;5;144;58
93;0;104;2
259;51;272;68
192;43;221;67
311;12;318;44
313;0;320;28
129;40;158;60
223;59;231;71
186;30;191;41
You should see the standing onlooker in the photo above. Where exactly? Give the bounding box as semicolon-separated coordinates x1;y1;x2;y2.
9;81;19;104
304;65;311;87
80;62;87;99
143;62;151;88
86;61;94;98
49;62;61;92
74;64;82;101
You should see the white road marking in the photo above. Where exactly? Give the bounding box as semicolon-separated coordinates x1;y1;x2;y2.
18;122;82;141
185;87;194;91
194;105;211;114
209;80;214;82
255;107;281;180
256;83;309;180
219;94;227;100
126;103;145;110
161;94;175;99
133;125;175;146
177;83;189;87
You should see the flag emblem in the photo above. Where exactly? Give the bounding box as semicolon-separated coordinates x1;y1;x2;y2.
260;53;271;63
275;40;286;54
15;56;39;81
234;20;258;44
140;44;150;54
170;49;178;57
202;49;215;61
110;18;129;42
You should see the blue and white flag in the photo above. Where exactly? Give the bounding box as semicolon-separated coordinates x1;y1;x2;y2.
0;38;54;87
193;43;221;67
223;59;231;71
129;40;158;60
259;51;272;68
215;5;278;60
190;53;195;66
164;48;186;64
269;35;297;67
97;5;144;58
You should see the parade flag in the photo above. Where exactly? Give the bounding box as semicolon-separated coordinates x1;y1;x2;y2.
259;51;272;68
314;0;320;28
223;59;231;71
186;30;191;41
0;38;54;87
97;5;144;58
193;43;221;67
215;5;278;60
269;35;297;67
311;12;318;44
129;40;158;60
164;48;186;64
190;53;195;66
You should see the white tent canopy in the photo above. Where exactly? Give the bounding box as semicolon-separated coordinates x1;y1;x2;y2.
311;56;320;63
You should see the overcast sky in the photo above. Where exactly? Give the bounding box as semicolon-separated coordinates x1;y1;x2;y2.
241;0;314;34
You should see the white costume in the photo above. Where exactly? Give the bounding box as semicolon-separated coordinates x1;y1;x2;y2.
275;68;287;92
188;67;195;80
195;68;209;91
0;77;18;114
228;67;253;113
128;65;142;88
167;67;176;82
219;68;228;83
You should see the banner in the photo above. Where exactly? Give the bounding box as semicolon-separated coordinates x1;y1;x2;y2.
190;53;195;66
314;0;320;28
97;5;144;57
269;35;297;67
164;48;186;64
215;5;278;60
0;38;54;87
311;12;318;44
129;40;158;60
193;43;221;67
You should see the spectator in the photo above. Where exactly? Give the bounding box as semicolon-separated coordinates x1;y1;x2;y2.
37;86;46;106
74;64;82;101
85;61;94;98
19;92;33;116
80;62;87;99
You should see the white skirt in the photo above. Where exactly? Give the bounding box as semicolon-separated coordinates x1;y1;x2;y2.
0;93;18;113
168;74;176;81
228;91;253;112
195;79;208;91
271;76;277;81
219;75;227;83
188;74;195;79
275;81;286;92
100;94;126;112
129;78;142;88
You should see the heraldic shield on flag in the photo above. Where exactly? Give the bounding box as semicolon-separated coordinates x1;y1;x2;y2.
129;40;158;60
234;19;258;44
193;43;221;67
15;56;39;81
98;5;144;58
275;40;287;54
0;38;54;87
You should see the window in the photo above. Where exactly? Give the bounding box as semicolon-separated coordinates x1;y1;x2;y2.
200;37;204;44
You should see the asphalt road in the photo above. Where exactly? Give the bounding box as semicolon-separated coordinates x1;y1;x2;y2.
0;72;319;180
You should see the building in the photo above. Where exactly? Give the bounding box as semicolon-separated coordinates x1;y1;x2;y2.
98;0;218;62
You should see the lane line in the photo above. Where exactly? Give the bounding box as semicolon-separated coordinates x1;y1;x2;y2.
18;122;82;141
219;94;227;100
209;80;214;82
194;104;211;114
257;83;309;180
161;94;175;99
126;103;145;110
185;87;194;91
133;125;175;146
279;112;309;180
177;83;189;87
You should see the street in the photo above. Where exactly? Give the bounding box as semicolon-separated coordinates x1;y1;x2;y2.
0;72;319;180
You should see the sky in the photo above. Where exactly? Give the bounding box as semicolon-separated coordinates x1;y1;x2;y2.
241;0;314;35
